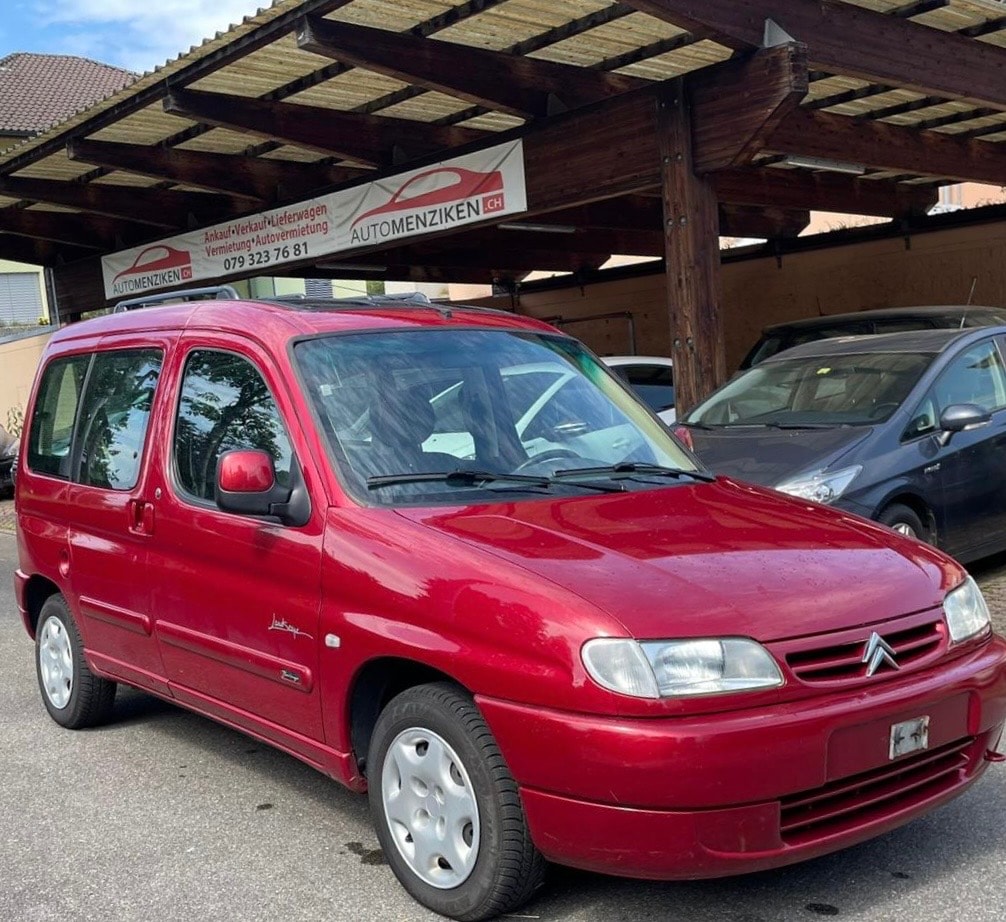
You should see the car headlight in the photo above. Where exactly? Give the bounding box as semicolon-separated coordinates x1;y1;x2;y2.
944;575;992;643
774;465;862;504
581;637;783;699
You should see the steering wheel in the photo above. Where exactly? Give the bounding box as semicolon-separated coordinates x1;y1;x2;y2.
513;448;581;473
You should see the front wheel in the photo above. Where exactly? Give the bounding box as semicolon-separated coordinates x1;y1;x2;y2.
877;503;928;542
35;594;116;728
368;683;544;921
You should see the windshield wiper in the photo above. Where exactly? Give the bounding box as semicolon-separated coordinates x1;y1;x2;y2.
367;468;625;493
551;462;716;483
368;469;553;489
756;421;840;430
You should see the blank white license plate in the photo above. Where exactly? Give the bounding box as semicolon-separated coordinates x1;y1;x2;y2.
889;715;930;760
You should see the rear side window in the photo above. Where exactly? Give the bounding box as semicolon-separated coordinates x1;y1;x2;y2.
76;350;163;490
173;350;293;502
27;355;90;478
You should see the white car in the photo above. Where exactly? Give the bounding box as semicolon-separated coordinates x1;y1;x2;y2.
602;355;676;423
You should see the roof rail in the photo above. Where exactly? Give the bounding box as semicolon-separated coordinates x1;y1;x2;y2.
269;291;432;306
112;285;241;313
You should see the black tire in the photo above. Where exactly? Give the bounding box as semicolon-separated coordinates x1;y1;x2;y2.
878;503;928;542
367;682;545;921
35;594;116;729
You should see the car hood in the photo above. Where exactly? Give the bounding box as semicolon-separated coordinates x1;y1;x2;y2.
399;479;959;643
686;425;872;486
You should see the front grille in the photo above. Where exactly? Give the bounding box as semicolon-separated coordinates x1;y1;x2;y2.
780;737;974;845
783;616;944;684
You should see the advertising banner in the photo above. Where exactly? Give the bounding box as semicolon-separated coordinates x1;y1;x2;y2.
101;140;527;300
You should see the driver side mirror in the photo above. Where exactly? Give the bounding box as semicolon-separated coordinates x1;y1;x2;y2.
216;449;303;523
937;403;991;446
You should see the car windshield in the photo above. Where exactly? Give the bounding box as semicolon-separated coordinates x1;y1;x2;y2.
686;351;935;428
294;329;699;505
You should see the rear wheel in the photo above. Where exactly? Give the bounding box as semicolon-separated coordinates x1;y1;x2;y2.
35;595;116;728
878;503;927;542
368;682;544;921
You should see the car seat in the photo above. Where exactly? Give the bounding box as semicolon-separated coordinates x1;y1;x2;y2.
366;384;458;476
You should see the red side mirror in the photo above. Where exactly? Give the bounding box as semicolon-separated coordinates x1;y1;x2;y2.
217;449;275;494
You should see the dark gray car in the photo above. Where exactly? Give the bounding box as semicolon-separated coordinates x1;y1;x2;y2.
679;327;1006;563
739;305;1006;369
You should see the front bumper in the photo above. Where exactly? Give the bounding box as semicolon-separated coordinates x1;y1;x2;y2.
477;635;1006;879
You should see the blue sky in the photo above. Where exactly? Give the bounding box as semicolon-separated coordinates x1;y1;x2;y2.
0;0;262;74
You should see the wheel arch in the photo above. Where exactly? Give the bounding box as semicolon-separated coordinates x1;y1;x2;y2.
348;656;467;777
876;492;935;542
22;574;61;637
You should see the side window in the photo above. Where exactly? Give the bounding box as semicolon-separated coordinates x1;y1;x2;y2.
933;340;1006;414
174;350;293;502
76;350;163;490
27;355;91;478
904;340;1006;440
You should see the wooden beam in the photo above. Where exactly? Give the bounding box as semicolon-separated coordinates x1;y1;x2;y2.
471;225;663;257
0;233;93;267
658;82;726;414
530;194;810;240
287;263;505;285
376;240;615;272
0;175;246;228
711;167;938;216
50;258;107;320
0;208;152;250
296;15;643;119
67;138;370;202
687;42;808;172
719;204;809;239
770;108;1006;185
164;88;488;166
624;0;1006;109
522;90;662;216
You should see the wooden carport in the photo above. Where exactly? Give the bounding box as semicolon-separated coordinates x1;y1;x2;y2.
2;0;1006;412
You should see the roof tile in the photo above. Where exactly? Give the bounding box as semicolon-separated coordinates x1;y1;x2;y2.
0;52;135;136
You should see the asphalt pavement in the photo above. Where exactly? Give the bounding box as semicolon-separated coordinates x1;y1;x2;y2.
1;513;1004;922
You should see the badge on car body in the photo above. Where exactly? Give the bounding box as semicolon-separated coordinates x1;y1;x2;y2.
889;715;929;759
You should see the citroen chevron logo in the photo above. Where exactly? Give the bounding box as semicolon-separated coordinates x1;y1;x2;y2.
862;631;899;677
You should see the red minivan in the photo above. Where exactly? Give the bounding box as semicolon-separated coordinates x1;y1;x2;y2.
14;297;1006;921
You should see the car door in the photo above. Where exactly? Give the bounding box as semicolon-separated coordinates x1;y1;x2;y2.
903;336;1006;558
64;342;170;694
149;338;327;751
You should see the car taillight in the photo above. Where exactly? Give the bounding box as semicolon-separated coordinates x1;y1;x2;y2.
672;425;694;450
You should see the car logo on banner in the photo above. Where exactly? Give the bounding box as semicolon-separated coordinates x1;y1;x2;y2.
111;245;193;297
348;166;507;247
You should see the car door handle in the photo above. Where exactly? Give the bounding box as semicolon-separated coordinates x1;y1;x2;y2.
127;499;155;536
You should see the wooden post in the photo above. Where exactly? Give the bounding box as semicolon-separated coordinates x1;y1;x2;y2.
657;81;726;417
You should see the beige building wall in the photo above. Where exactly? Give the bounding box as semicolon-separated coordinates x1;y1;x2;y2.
0;331;51;428
469;219;1006;370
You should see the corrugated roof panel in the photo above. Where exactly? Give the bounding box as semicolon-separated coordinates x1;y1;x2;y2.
614;40;732;81
288;68;409;108
378;91;485;122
